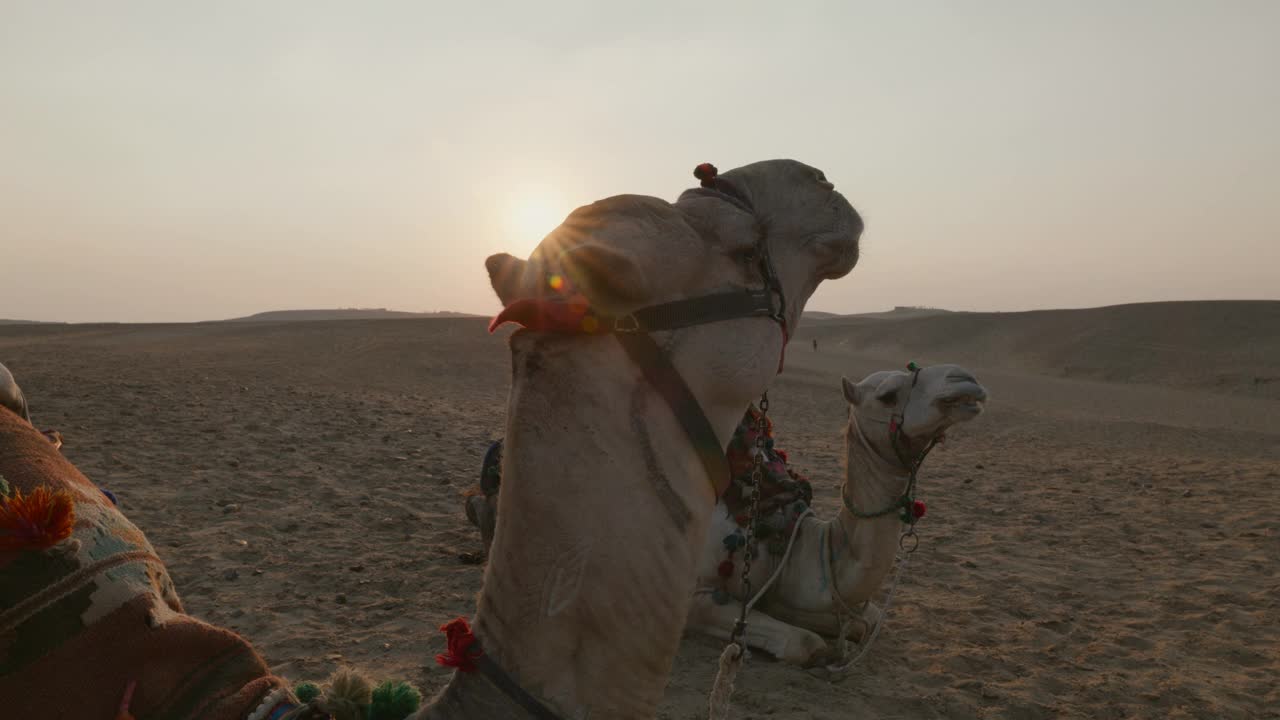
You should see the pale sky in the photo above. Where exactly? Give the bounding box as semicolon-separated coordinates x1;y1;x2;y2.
2;1;1277;323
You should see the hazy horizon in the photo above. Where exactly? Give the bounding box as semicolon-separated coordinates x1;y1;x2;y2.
3;1;1277;324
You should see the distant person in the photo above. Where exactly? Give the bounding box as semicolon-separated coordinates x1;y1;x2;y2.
813;338;818;352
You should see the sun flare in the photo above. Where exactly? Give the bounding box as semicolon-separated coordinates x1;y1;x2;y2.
505;189;568;253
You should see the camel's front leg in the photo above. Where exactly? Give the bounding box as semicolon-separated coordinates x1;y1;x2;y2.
687;593;831;666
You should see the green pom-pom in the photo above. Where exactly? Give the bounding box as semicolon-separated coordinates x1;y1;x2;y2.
369;680;423;720
294;681;321;704
906;361;920;372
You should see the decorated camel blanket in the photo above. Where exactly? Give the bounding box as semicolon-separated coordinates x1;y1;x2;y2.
0;407;294;720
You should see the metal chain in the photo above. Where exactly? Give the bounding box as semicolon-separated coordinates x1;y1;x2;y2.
730;392;769;647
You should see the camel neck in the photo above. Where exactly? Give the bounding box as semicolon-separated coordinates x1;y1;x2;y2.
442;332;756;718
841;413;910;517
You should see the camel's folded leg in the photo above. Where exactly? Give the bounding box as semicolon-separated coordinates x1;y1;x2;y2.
761;599;882;643
687;593;831;666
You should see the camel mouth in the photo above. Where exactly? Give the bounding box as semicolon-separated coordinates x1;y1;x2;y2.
937;389;986;416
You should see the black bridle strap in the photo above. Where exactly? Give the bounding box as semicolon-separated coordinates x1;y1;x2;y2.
616;288;777;333
616;332;732;498
474;654;564;720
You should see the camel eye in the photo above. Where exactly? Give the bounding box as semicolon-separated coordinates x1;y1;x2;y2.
877;390;898;406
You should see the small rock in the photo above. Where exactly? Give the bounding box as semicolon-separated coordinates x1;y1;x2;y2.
222;503;241;514
963;477;974;484
974;464;984;470
252;568;264;576
227;459;240;468
961;560;978;569
383;642;392;650
1182;489;1193;498
335;594;348;605
992;508;1006;516
230;608;245;618
393;456;409;462
349;565;365;573
234;539;248;547
222;569;240;581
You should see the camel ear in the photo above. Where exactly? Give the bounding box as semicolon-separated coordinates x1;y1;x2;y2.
486;253;528;306
557;243;650;310
841;377;862;405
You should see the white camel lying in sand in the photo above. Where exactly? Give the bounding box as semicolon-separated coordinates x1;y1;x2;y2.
687;363;988;666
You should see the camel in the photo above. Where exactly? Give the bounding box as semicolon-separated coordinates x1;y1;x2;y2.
422;159;862;719
1;159;864;720
686;363;988;666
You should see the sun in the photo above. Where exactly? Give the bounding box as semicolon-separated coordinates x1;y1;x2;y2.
505;189;567;253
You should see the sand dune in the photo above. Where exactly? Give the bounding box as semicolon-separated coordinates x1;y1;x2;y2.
1;305;1276;719
801;301;1280;400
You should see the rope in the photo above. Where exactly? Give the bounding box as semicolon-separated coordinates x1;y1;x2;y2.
745;508;813;614
707;643;744;720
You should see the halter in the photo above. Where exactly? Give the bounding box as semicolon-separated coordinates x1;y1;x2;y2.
470;163;788;720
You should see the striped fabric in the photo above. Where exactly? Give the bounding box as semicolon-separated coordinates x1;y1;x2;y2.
0;407;292;719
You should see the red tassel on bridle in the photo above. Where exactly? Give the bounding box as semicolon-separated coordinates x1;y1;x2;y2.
435;617;483;673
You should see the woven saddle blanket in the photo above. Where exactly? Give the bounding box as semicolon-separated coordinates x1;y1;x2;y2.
0;407;292;720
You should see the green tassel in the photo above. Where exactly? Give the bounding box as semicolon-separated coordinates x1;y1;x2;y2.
294;681;321;704
0;473;10;498
907;361;920;372
369;680;423;720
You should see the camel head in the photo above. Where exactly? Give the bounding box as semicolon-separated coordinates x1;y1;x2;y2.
486;159;863;406
674;159;863;333
487;160;861;318
842;363;988;461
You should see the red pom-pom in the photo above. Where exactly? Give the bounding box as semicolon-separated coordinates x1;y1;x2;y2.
734;514;750;527
776;448;789;463
435;617;483;672
718;560;735;578
693;162;718;187
888;419;899;434
911;500;927;519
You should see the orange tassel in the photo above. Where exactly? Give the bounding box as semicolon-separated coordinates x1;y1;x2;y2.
0;485;76;551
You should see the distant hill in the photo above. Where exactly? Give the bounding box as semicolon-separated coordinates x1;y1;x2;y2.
798;300;1280;399
223;308;483;322
803;306;956;321
0;319;62;325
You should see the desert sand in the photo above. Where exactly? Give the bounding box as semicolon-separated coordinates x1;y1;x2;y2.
1;301;1276;719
